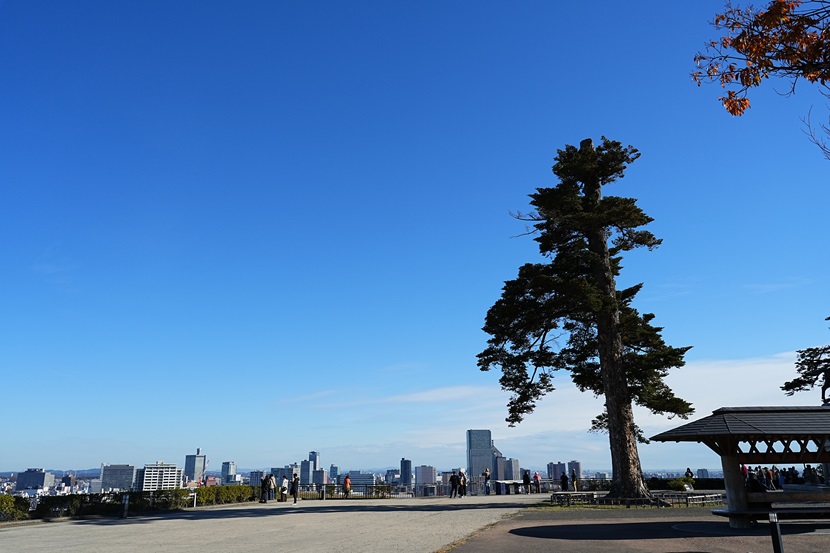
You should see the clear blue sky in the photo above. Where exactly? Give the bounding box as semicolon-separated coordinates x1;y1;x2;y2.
2;0;828;475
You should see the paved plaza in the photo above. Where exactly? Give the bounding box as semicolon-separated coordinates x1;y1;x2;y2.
3;494;830;553
0;494;539;553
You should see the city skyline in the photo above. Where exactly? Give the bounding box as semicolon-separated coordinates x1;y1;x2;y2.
3;2;829;473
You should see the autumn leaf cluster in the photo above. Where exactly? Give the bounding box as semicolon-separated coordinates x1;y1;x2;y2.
693;0;830;115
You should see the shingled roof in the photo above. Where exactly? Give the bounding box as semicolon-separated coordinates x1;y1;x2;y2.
651;406;830;441
651;406;830;464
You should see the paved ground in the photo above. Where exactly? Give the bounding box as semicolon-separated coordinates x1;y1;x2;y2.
0;494;540;553
452;505;830;553
3;495;830;553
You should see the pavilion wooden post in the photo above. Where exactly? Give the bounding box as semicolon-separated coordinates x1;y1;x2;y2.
720;447;750;529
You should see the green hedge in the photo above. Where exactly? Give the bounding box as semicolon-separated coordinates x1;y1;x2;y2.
0;495;30;521
30;490;193;519
195;485;258;506
33;493;121;519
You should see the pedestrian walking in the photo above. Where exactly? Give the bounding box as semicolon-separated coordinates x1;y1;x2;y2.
343;474;351;498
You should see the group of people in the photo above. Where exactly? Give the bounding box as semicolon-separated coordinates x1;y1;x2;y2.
260;473;299;504
741;463;825;491
448;470;468;498
259;473;353;504
521;470;542;493
559;469;579;492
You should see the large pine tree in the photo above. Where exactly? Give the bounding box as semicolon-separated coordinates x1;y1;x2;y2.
478;137;694;498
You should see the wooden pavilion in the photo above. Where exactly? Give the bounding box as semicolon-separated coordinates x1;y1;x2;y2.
651;406;830;528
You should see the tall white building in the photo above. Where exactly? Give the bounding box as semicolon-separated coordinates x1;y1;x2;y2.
135;462;182;491
414;465;436;485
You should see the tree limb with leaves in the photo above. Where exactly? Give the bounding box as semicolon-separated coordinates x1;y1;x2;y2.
478;138;693;498
781;316;830;404
694;0;830;157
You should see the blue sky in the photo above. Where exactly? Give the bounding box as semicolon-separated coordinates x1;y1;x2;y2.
2;0;828;475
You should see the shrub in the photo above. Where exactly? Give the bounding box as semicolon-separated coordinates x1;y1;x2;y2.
666;477;695;492
0;495;30;521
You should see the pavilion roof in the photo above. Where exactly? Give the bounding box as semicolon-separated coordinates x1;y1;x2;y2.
651;406;830;464
651;406;830;442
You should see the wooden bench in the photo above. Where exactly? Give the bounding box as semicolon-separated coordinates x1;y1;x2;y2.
550;492;596;506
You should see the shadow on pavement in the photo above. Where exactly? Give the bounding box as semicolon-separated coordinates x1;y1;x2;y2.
509;520;830;540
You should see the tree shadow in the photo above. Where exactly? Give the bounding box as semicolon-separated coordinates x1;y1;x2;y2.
509;520;830;540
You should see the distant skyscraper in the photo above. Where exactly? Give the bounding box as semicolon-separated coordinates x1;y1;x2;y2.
329;464;339;482
135;462;182;491
547;462;566;480
505;458;520;480
308;451;320;472
184;448;207;484
312;469;327;486
466;429;500;478
400;458;412;486
101;464;136;491
221;461;237;485
697;468;710;479
346;471;375;486
272;464;300;482
494;456;507;480
16;468;55;490
300;460;312;485
250;470;266;485
567;460;582;480
414;465;436;485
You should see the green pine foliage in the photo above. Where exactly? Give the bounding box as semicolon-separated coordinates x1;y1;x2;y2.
781;316;830;403
479;138;693;498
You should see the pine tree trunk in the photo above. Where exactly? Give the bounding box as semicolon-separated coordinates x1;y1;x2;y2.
582;139;650;499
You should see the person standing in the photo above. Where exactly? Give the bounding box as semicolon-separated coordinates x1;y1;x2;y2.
522;470;531;494
482;468;491;495
570;469;578;492
459;470;467;497
280;475;289;502
259;474;269;503
290;473;300;504
268;473;277;501
449;470;460;498
560;472;569;492
533;472;541;493
343;474;351;498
